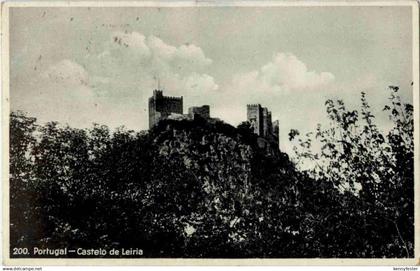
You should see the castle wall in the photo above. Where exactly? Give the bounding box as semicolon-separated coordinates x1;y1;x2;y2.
267;112;273;136
149;90;183;128
273;120;279;142
247;104;278;144
262;107;273;137
148;91;280;145
155;96;183;115
188;105;210;119
148;98;159;128
247;104;263;136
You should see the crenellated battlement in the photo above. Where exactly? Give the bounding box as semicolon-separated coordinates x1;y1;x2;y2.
153;89;183;101
149;90;184;128
161;96;183;101
247;104;261;108
148;90;279;144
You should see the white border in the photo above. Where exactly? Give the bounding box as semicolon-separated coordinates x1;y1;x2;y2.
1;0;419;266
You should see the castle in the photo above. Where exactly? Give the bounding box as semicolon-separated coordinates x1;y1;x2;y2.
188;105;210;119
247;104;279;141
148;90;279;143
148;90;211;128
148;90;184;128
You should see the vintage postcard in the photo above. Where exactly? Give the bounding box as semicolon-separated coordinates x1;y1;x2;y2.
1;0;419;266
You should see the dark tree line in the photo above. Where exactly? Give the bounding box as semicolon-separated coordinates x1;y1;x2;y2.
9;86;413;258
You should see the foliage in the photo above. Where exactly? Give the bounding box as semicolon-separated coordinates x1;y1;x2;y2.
289;86;414;257
9;86;414;258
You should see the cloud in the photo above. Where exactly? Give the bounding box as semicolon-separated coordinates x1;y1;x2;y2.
231;70;281;94
222;52;336;116
232;53;335;94
145;35;212;67
184;73;218;92
261;53;334;90
85;31;218;101
176;44;213;66
42;59;90;87
212;53;336;152
13;59;101;128
112;31;150;52
39;59;95;103
14;32;218;131
107;32;212;74
146;35;177;61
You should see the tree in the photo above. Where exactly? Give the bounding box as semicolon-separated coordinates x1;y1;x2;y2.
289;86;414;257
9;111;38;249
9;86;413;257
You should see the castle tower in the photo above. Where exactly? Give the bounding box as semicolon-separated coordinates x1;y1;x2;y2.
262;107;274;137
148;90;183;128
247;104;279;143
247;104;263;136
188;105;210;119
273;120;279;142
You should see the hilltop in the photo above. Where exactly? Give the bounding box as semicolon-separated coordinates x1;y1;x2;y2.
9;111;413;258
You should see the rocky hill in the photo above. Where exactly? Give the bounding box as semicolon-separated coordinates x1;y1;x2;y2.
10;112;412;258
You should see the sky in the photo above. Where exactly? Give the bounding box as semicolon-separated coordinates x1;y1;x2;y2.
9;5;414;154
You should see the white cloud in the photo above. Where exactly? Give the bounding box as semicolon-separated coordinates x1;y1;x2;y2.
88;31;218;97
15;32;218;131
184;73;219;92
108;32;212;72
42;59;90;87
221;52;336;121
260;53;334;90
213;53;336;152
14;59;100;128
145;35;212;67
147;35;177;61
232;53;335;94
231;70;281;94
176;44;212;66
111;31;151;57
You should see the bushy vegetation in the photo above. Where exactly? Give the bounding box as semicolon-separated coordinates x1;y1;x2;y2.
10;87;413;258
289;86;414;257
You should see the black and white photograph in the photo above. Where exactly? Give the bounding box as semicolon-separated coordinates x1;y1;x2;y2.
2;0;419;265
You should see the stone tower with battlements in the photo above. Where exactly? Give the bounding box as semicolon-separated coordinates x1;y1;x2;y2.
148;90;183;128
247;104;264;136
247;104;279;142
